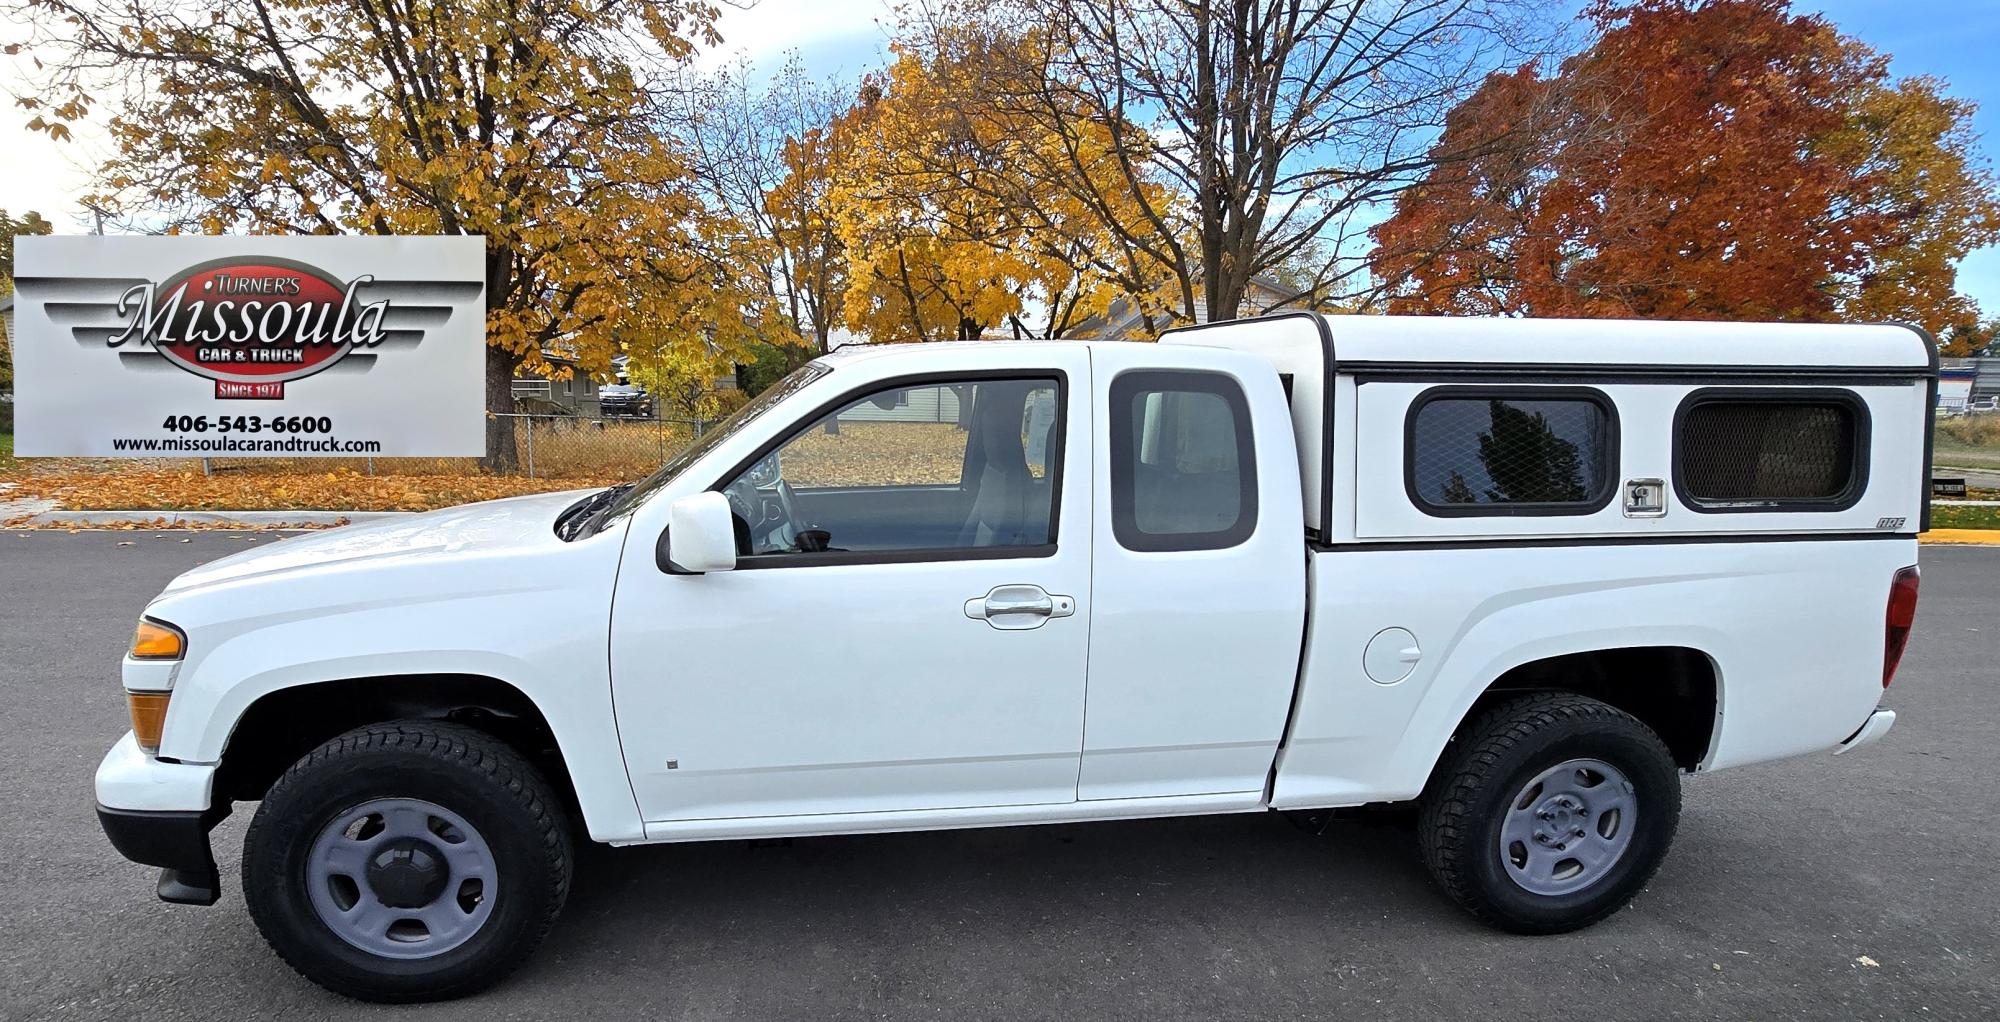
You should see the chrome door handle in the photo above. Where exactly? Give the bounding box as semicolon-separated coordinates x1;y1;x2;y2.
964;584;1076;630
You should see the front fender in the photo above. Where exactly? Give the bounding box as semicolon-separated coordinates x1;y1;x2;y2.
146;527;644;843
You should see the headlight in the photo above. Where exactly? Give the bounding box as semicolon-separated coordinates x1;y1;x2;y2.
126;618;184;755
130;619;186;660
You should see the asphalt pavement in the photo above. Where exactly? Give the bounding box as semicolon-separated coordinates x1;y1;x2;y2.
1;531;1996;1021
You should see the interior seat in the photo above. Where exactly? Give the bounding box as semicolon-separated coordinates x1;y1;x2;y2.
957;385;1046;547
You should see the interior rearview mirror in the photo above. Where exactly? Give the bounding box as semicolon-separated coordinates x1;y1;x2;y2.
658;492;737;574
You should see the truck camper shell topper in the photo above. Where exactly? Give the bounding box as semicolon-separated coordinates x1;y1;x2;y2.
1162;312;1938;540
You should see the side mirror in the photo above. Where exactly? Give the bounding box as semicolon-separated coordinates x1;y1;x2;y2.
658;492;738;574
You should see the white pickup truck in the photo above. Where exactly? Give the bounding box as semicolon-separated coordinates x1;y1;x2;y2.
95;314;1932;1001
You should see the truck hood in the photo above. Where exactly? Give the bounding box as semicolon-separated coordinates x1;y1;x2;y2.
162;488;601;595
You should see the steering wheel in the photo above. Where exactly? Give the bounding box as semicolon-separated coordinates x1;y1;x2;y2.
724;457;800;553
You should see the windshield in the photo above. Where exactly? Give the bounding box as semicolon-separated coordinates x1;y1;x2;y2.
590;361;830;533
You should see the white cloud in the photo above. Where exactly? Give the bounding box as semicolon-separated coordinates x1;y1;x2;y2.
701;0;892;70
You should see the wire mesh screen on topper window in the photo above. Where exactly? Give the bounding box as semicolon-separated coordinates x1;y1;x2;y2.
1677;396;1862;505
1407;391;1615;513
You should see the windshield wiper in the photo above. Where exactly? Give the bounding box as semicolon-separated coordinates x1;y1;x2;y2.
557;483;632;541
576;482;636;539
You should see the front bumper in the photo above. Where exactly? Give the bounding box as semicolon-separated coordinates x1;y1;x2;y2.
97;804;228;905
95;731;226;905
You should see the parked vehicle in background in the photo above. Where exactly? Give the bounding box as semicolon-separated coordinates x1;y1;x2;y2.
596;382;654;418
94;314;1932;1001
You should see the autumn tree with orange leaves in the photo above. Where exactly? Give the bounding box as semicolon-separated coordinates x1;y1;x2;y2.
1371;0;2000;333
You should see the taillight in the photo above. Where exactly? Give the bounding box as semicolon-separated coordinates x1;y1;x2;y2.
1883;565;1920;687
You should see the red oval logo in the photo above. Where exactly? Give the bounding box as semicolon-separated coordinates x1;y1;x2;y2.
114;258;387;386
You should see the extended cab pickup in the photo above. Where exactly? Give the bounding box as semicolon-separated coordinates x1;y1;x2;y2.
95;314;1932;1001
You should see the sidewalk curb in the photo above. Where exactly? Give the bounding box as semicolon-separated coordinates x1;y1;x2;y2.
1921;529;2000;545
21;510;414;528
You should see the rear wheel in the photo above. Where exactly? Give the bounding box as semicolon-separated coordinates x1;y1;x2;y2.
1418;693;1681;933
243;722;572;1002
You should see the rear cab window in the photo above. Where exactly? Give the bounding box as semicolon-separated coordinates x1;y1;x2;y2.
1109;370;1258;551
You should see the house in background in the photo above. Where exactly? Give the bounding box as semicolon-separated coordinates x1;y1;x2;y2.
1939;357;2000;411
511;349;605;415
1064;275;1306;340
512;352;738;417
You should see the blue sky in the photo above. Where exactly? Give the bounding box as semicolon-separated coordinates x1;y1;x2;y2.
1798;1;2000;317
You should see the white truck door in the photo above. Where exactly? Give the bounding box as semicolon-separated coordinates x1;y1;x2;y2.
1079;343;1307;801
609;353;1093;823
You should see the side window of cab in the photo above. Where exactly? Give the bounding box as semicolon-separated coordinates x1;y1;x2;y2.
718;376;1065;563
1108;370;1258;552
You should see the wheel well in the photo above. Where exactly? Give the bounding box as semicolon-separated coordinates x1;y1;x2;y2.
212;675;579;813
1475;647;1718;770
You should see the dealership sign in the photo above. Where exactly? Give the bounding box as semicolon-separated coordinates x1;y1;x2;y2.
13;236;486;457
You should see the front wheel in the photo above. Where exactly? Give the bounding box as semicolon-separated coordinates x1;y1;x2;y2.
242;722;573;1002
1417;693;1681;934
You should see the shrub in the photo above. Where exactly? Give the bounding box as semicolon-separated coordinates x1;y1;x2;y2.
1936;413;2000;448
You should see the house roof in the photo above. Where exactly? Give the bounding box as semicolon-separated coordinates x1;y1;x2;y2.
1065;274;1305;339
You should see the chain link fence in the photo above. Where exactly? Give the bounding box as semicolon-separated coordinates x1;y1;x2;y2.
200;412;713;479
502;413;709;479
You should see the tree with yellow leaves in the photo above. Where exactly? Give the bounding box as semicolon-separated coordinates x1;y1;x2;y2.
670;55;849;358
906;0;1556;325
12;0;757;469
820;34;1174;343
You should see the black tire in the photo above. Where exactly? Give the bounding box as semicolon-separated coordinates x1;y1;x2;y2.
242;722;573;1002
1417;693;1680;934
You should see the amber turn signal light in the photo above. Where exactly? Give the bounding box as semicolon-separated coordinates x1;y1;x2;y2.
127;691;171;754
130;619;185;660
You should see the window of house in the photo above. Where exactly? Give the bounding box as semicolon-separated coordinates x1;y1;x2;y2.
1406;388;1617;516
1675;390;1867;510
723;377;1063;559
1109;371;1258;551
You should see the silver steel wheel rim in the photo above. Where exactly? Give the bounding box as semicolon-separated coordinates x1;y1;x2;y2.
1498;758;1637;897
305;798;497;960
